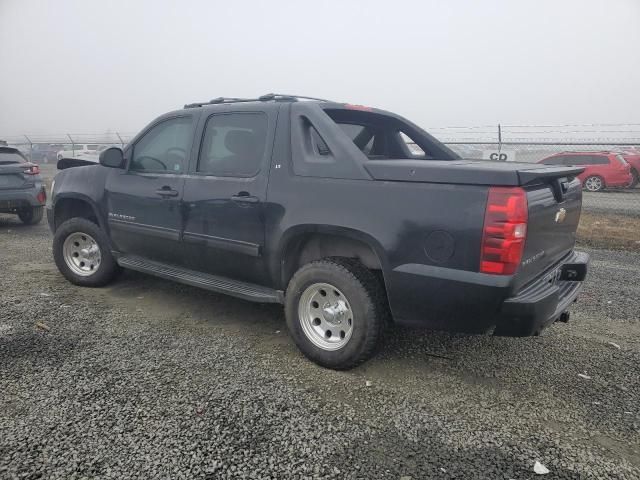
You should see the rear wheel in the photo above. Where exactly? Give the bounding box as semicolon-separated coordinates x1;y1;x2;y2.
285;258;386;370
584;175;604;192
18;206;43;225
53;217;119;287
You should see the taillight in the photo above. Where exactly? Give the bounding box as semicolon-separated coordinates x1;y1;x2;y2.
480;187;528;275
24;165;40;175
36;188;46;204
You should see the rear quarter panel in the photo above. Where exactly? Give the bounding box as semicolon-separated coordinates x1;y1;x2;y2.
265;165;492;329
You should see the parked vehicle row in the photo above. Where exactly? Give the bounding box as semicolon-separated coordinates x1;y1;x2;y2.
539;151;635;192
56;144;101;161
3;144;120;164
27;144;65;163
0;146;46;224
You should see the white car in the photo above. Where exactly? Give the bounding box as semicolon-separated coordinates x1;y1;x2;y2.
56;144;102;161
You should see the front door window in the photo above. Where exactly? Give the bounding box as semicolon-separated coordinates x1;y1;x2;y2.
130;117;194;173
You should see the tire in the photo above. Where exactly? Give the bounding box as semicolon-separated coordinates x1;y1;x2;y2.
53;217;119;287
18;206;44;225
584;175;605;192
285;257;386;370
631;169;639;188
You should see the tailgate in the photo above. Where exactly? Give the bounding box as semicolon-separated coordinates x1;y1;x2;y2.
0;164;30;190
514;175;582;290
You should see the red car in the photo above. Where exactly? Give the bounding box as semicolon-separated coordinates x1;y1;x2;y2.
539;151;633;192
615;147;640;187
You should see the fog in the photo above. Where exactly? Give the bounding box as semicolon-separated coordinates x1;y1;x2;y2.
1;0;639;137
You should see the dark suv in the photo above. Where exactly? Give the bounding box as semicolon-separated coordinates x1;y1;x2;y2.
0;146;46;224
48;94;588;369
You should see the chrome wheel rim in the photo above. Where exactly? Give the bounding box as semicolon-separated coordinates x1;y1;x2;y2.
298;283;354;351
585;176;602;191
62;232;101;276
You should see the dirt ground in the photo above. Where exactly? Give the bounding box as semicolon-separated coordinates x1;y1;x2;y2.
577;211;640;252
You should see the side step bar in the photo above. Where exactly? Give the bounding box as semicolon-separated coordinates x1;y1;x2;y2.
116;255;283;304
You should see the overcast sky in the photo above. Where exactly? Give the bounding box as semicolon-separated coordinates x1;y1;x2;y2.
1;0;639;138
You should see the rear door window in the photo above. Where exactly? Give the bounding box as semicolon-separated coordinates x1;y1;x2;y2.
197;112;268;177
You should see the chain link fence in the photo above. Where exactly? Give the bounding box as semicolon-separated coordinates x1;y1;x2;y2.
0;133;137;163
2;125;639;250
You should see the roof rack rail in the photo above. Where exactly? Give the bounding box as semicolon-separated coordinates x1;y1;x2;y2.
257;93;332;102
184;97;254;108
184;93;332;109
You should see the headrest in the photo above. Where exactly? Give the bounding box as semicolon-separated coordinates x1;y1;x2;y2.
225;130;257;156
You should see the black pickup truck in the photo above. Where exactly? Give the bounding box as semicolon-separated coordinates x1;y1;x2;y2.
48;94;589;369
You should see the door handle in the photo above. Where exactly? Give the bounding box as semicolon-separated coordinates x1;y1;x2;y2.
155;186;179;197
231;192;259;204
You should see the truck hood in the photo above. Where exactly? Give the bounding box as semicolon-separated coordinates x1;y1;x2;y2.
364;159;584;186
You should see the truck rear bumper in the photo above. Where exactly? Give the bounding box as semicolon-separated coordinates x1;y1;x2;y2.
495;251;589;336
387;250;589;336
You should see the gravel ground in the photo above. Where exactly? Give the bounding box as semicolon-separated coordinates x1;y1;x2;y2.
1;216;639;480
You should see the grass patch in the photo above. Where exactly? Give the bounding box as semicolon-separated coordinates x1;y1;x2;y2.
577;211;640;252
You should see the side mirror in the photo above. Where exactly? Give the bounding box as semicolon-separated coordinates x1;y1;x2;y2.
99;147;125;169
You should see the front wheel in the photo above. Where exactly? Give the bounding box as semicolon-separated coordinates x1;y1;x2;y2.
584;175;605;192
285;258;386;370
53;217;120;287
18;206;44;225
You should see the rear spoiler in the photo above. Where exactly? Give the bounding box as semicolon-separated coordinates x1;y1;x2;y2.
57;158;98;170
517;165;584;185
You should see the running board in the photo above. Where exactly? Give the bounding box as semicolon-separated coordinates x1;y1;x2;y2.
116;255;283;304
